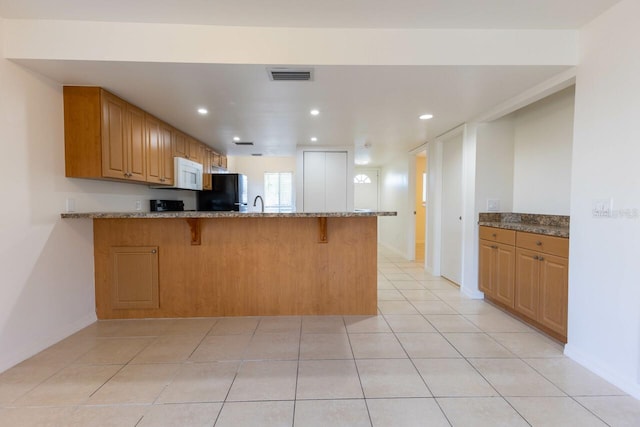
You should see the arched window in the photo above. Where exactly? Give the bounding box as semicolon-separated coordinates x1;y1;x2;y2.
354;174;372;184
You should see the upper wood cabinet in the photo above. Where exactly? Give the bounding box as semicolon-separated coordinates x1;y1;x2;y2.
65;86;226;183
146;115;174;185
65;86;147;182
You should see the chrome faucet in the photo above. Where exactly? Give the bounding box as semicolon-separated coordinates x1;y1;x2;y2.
253;195;264;213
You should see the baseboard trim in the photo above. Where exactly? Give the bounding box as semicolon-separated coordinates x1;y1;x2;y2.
0;312;97;374
461;286;485;300
378;242;409;260
564;343;640;400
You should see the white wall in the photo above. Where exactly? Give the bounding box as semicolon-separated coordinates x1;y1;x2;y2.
230;156;296;212
475;118;515;214
564;0;640;398
378;154;412;258
0;18;196;372
512;86;574;214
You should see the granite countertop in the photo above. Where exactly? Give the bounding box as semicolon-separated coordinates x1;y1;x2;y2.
61;211;397;219
478;212;570;238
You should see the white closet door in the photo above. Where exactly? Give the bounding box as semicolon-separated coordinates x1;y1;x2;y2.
441;133;463;285
324;152;348;211
303;151;327;211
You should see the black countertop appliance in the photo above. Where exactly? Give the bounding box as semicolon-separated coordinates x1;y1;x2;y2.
197;173;248;212
150;199;184;212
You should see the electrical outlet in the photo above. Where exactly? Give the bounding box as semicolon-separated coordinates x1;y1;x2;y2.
592;198;613;217
487;199;500;212
135;200;142;211
66;198;76;212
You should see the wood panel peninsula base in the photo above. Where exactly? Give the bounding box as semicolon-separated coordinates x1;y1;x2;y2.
62;211;396;319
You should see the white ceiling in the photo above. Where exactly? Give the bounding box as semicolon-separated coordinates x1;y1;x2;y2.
1;1;618;166
0;0;619;29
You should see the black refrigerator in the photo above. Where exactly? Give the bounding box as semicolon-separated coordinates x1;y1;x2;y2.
197;173;248;211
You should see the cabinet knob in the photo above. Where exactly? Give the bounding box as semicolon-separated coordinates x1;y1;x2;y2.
539;256;544;261
491;245;498;249
536;241;542;246
151;249;157;254
492;233;497;238
533;255;539;260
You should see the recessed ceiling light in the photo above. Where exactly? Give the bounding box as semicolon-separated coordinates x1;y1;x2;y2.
233;136;240;142
310;137;318;142
310;109;320;116
197;108;208;115
419;114;433;120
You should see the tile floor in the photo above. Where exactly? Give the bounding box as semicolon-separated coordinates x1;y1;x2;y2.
1;247;639;426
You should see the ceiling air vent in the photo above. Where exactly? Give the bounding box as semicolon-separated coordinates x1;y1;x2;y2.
234;141;254;146
267;67;314;81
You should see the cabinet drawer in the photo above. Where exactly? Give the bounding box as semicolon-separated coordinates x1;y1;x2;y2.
479;226;516;245
516;232;569;258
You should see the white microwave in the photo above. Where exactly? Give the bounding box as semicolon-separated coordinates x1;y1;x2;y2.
152;157;203;190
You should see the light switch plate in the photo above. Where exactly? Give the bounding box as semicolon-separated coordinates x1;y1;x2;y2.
487;199;500;212
135;200;142;211
66;198;76;213
592;198;613;217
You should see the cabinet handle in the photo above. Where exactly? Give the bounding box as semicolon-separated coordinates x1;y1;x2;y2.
533;255;539;260
536;241;542;246
151;249;157;254
492;233;497;238
491;245;498;249
539;256;544;261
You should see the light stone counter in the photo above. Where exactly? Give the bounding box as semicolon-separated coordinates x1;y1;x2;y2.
61;211;397;219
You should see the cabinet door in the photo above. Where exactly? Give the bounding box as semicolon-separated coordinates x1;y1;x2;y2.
125;105;147;181
145;115;163;184
101;91;127;179
221;155;227;170
160;123;174;185
494;243;515;308
539;254;568;336
110;246;159;309
187;138;202;163
514;248;539;321
173;131;188;158
478;240;495;296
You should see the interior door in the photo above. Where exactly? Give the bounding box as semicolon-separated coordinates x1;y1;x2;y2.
303;151;348;212
440;133;463;285
303;151;327;211
325;152;348;211
354;169;379;210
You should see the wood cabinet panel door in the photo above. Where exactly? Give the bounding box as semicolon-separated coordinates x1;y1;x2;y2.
494;243;515;308
188;138;202;163
110;246;159;309
173;131;188;158
145;115;162;184
539;254;568;336
478;240;495;296
514;248;539;321
100;92;127;179
160;123;174;185
126;105;146;181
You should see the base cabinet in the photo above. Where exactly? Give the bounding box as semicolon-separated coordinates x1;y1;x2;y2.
479;226;568;342
479;240;515;308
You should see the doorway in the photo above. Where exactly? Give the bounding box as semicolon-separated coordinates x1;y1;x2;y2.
414;153;427;263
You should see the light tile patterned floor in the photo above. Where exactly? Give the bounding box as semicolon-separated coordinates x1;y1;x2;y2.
1;247;639;426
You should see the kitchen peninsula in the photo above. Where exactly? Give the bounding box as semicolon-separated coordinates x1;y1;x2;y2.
62;211;395;319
